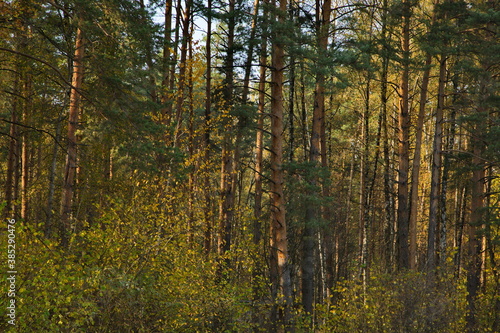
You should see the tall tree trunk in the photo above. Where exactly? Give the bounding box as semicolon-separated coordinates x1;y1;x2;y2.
165;0;182;128
427;54;447;270
187;29;195;245
466;131;485;332
397;0;411;270
270;0;292;328
161;0;173;122
380;0;395;272
359;8;374;289
60;24;85;248
454;185;467;278
242;0;260;104
288;55;295;162
252;7;268;327
139;0;157;102
4;94;18;219
287;0;297;162
218;0;236;265
302;0;331;316
203;0;213;254
322;13;335;301
409;53;431;269
20;73;32;221
173;0;192;147
466;68;489;332
46;114;63;237
440;71;457;268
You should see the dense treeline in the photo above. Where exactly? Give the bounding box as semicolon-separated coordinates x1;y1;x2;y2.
0;0;499;331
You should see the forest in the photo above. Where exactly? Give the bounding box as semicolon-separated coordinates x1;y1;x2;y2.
0;0;499;331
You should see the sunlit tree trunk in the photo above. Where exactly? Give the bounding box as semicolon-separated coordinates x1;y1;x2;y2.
380;0;395;272
428;54;447;271
60;24;85;248
410;53;431;270
270;0;292;328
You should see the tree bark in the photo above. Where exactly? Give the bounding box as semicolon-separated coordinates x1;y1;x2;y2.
397;0;411;270
173;0;192;147
217;0;236;264
380;0;395;272
161;0;173;122
203;0;213;255
254;0;268;254
4;95;18;219
252;5;267;328
60;24;85;248
270;0;292;328
466;133;484;332
20;73;32;221
409;53;431;270
427;54;447;271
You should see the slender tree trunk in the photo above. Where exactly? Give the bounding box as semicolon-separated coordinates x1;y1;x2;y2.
288;55;295;162
454;184;467;278
322;26;335;302
428;54;447;270
254;0;268;255
270;0;292;328
60;24;85;248
440;73;457;268
380;0;395;272
46;114;63;237
139;0;157;102
173;0;192;147
287;0;297;162
298;61;308;161
203;0;213;254
254;72;265;243
397;0;411;270
242;0;260;103
187;31;195;245
218;139;234;258
218;0;236;265
319;5;334;308
20;74;31;221
409;54;431;269
358;5;376;285
165;0;182;128
302;0;331;316
4;97;18;219
252;9;268;327
161;0;173;122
